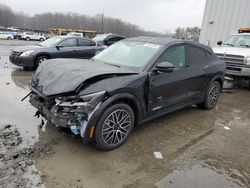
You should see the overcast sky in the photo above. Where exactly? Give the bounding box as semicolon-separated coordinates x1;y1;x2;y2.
1;0;206;33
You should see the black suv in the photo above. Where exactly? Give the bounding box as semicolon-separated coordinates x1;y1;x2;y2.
92;34;125;46
29;37;225;150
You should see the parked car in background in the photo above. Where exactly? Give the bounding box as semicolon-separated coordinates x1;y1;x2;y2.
7;26;19;31
9;36;105;69
213;33;250;88
67;32;84;37
92;33;125;46
29;37;225;150
0;32;14;40
20;32;46;41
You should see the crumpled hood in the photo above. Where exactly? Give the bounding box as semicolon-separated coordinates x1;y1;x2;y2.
31;58;137;96
213;46;250;57
12;45;43;53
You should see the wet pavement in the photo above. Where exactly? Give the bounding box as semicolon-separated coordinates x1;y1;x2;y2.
0;40;250;188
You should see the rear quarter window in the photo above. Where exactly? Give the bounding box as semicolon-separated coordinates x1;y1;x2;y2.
188;46;206;65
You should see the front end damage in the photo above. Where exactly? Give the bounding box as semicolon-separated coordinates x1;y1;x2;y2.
29;91;106;139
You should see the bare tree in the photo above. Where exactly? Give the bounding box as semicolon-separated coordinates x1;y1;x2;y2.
0;3;172;37
174;26;201;39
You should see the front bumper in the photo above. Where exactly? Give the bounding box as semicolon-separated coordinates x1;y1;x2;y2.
225;64;250;77
29;92;104;139
29;94;71;128
9;52;34;68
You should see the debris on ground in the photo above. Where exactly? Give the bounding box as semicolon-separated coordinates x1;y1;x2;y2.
0;124;51;188
154;151;163;159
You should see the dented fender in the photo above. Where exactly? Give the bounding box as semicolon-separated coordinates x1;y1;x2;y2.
85;92;146;141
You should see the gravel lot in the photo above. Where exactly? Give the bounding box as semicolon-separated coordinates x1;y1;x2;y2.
0;40;249;188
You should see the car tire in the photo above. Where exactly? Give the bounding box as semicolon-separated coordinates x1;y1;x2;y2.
7;37;11;40
40;38;44;41
94;103;135;151
35;55;49;67
198;81;221;110
26;37;30;41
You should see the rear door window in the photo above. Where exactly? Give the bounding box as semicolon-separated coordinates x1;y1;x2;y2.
78;38;96;46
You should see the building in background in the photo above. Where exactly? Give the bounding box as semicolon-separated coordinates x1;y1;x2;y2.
199;0;250;47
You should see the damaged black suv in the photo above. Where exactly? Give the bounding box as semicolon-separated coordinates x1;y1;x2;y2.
29;37;225;150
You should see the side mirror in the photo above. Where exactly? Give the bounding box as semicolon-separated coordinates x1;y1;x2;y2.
56;45;63;50
154;62;175;73
217;41;222;46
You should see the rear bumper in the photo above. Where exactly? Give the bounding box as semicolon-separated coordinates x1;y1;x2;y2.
9;54;34;68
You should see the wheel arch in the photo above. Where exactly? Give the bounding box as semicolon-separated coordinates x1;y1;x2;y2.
86;92;143;141
34;53;51;65
210;72;224;89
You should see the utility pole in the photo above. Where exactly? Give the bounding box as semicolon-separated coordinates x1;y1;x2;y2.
101;13;104;33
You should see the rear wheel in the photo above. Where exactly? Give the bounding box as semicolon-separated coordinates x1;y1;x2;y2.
198;81;221;109
26;37;30;41
94;103;135;150
7;36;11;40
40;38;44;41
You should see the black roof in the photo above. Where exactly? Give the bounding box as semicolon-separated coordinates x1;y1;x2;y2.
127;36;177;45
126;36;212;52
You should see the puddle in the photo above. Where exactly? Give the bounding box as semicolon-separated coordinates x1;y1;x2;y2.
156;164;242;188
223;78;249;92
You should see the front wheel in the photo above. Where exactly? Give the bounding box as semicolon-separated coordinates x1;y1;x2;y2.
35;55;48;67
94;103;135;150
198;81;221;109
40;38;44;41
7;37;11;40
26;37;30;41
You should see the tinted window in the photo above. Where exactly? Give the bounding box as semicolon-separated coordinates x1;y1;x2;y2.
108;37;120;42
188;46;206;65
78;38;95;46
59;38;77;47
158;45;185;68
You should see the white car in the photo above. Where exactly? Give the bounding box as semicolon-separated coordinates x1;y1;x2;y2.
20;32;46;41
67;32;84;37
0;32;14;40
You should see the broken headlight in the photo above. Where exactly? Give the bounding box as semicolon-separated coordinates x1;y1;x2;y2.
55;91;106;114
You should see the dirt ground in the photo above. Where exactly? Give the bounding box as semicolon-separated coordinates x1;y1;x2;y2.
0;40;249;188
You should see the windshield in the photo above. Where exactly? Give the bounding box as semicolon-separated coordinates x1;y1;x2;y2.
224;35;250;47
93;40;162;70
38;37;62;47
92;34;108;41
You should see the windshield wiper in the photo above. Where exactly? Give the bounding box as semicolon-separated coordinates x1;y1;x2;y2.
224;43;234;47
104;62;120;68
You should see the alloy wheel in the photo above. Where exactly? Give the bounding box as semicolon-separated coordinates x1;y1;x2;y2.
208;82;220;107
102;109;132;145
